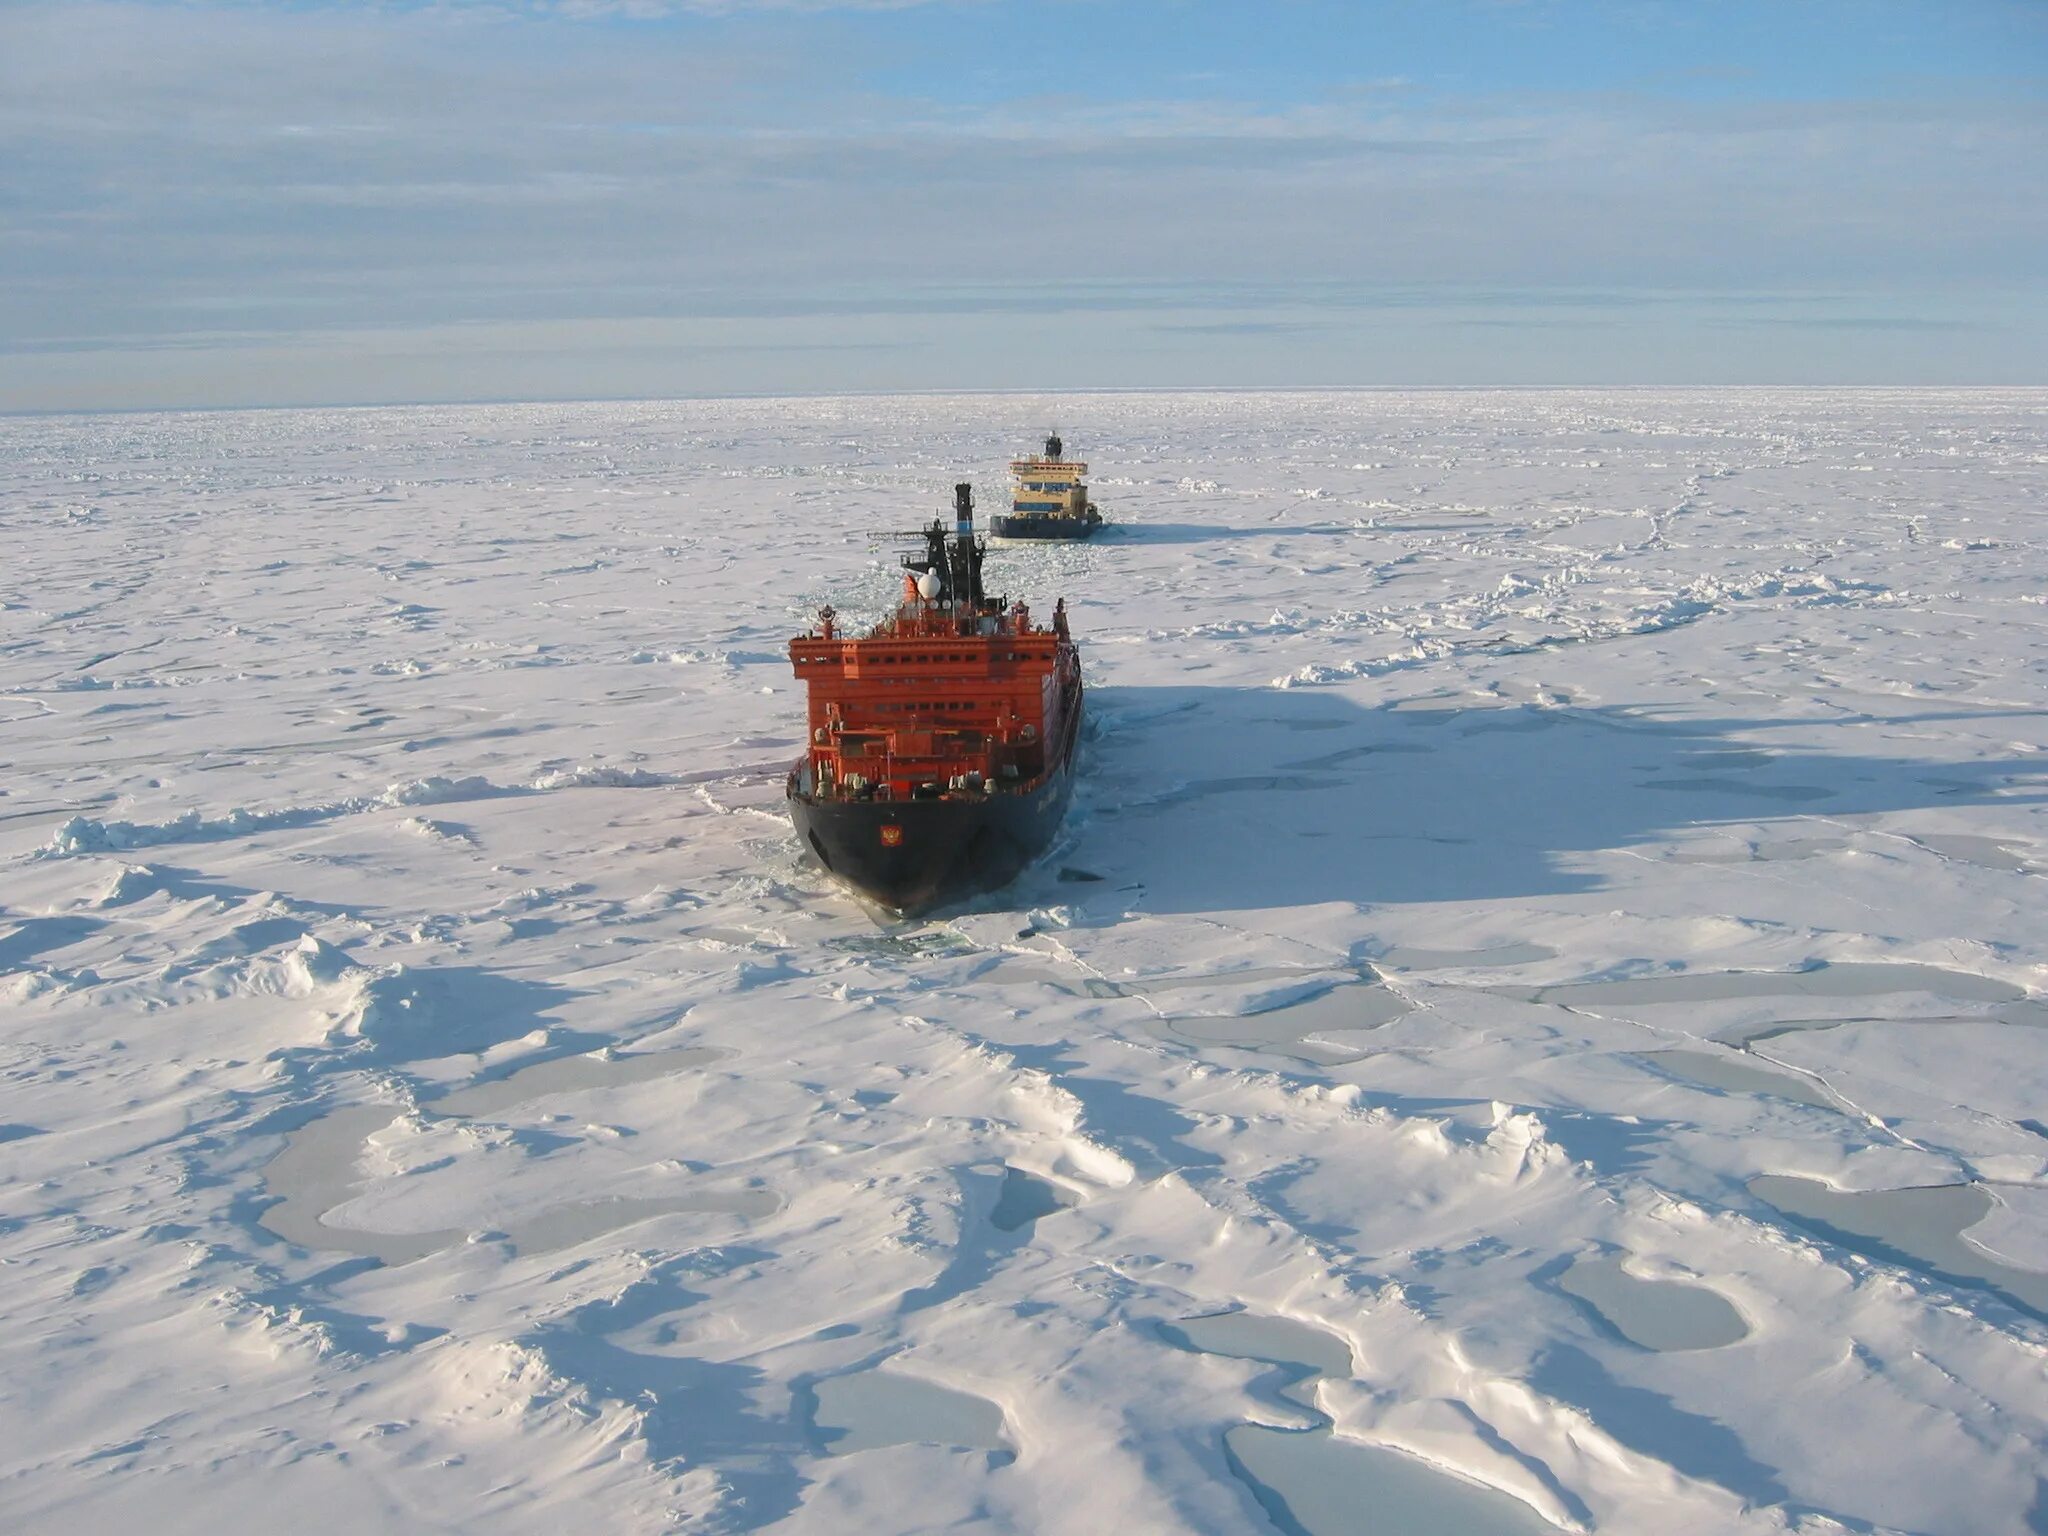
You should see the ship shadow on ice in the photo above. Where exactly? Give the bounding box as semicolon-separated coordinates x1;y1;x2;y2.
1064;687;2048;915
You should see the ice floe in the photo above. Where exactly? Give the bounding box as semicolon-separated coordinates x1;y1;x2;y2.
4;389;2047;1534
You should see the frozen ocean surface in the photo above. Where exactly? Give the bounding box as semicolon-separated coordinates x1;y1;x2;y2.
3;388;2047;1533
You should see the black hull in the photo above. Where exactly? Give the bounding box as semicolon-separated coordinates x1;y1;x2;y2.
991;515;1100;541
790;755;1075;916
789;694;1081;915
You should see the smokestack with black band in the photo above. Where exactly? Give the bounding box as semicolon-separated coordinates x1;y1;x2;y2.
954;482;973;540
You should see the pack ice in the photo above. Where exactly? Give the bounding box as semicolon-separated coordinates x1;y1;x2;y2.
2;389;2046;1534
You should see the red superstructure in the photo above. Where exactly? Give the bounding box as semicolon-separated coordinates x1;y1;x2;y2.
785;482;1085;913
790;553;1076;803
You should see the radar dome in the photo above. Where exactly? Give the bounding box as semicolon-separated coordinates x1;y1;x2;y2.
916;571;941;600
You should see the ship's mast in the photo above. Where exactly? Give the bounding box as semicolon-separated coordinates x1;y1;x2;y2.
900;483;988;614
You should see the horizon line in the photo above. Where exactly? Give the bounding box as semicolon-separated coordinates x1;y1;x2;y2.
9;380;2047;421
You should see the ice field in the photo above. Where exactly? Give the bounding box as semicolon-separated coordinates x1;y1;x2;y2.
3;388;2047;1534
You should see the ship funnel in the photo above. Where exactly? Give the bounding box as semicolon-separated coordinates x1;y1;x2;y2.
1045;433;1062;460
954;482;974;538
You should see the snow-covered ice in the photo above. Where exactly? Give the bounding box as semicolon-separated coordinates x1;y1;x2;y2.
3;389;2047;1533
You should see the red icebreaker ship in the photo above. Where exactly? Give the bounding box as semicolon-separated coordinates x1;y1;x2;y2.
786;483;1083;914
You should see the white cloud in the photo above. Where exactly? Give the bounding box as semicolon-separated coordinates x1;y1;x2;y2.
2;0;2042;404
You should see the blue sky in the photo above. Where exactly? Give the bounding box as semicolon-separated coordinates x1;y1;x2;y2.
2;0;2043;409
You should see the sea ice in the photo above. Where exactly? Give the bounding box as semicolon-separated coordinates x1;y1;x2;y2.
4;389;2047;1534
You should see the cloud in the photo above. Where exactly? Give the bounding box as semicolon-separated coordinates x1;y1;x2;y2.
541;0;956;12
1709;316;1979;332
1152;321;1332;336
2;0;2042;404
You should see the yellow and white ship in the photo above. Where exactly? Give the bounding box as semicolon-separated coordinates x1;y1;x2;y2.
993;434;1103;540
